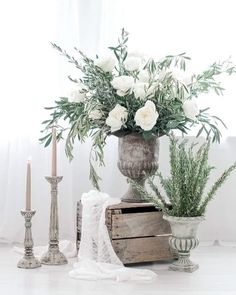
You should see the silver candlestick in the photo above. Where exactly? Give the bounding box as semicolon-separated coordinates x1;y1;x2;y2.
41;176;67;265
17;210;41;269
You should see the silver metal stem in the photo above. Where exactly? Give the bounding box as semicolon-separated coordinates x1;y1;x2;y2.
17;210;41;269
41;176;67;265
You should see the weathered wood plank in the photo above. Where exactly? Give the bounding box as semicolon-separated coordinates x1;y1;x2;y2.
107;202;157;210
111;212;171;239
112;236;173;264
76;201;82;233
76;201;82;252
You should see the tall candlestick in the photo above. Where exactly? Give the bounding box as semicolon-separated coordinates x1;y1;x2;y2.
40;176;67;265
26;159;31;211
51;127;57;177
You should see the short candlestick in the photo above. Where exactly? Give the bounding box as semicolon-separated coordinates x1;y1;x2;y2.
17;210;41;269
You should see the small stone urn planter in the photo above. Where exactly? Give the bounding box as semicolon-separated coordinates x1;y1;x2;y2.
117;133;159;203
163;215;204;272
133;135;236;271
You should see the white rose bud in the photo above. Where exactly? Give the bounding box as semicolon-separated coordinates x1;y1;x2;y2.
133;83;156;100
138;70;150;83
95;55;116;73
133;83;148;100
89;110;103;120
116;90;126;97
146;85;156;97
85;92;93;99
171;69;192;85
69;89;86;103
106;104;128;132
124;56;142;71
134;100;159;131
182;76;192;85
183;100;199;120
111;75;134;94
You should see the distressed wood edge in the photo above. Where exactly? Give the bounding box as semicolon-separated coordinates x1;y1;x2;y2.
106;202;158;210
76;201;82;253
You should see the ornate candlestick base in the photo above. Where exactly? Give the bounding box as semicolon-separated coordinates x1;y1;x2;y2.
17;210;41;269
41;176;68;265
41;247;67;265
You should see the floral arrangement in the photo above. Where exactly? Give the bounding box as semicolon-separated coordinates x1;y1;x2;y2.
130;135;236;217
41;29;236;189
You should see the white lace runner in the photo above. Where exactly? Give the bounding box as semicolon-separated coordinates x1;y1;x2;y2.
69;190;157;282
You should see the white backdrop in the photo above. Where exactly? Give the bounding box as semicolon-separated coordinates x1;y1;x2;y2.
0;0;236;244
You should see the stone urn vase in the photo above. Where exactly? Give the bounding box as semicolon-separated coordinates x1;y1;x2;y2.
117;133;159;203
163;215;204;272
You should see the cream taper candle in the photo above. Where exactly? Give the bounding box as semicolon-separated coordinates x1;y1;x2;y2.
51;127;57;177
26;159;31;211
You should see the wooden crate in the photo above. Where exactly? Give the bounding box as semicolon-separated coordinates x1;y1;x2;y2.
76;201;176;264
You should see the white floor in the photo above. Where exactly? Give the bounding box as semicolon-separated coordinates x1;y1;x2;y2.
0;244;236;295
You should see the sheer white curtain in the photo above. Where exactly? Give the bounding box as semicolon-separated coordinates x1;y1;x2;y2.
0;0;236;244
0;0;83;243
0;0;123;244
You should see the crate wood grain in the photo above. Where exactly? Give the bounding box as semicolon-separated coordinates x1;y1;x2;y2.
111;211;171;239
77;201;176;264
112;236;174;264
76;201;82;250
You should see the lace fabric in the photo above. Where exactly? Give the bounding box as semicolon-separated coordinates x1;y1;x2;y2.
69;190;157;282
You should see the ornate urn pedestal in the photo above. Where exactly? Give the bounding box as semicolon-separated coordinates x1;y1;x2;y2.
163;215;204;272
117;133;159;203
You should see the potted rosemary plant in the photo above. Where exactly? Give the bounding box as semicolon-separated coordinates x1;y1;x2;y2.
131;135;236;272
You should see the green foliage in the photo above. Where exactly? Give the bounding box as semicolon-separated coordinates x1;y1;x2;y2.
132;135;236;217
40;29;236;190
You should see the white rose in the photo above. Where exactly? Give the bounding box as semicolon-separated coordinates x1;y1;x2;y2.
133;83;148;100
106;104;128;132
183;100;199;120
134;100;159;131
69;89;86;103
124;56;142;71
95;55;116;72
89;110;103;120
111;75;134;94
138;70;150;83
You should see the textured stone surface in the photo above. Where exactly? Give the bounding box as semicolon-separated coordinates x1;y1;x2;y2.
118;133;159;202
164;215;204;272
